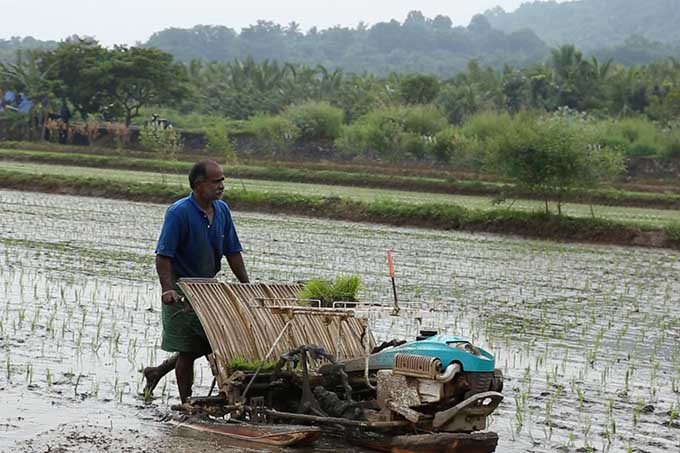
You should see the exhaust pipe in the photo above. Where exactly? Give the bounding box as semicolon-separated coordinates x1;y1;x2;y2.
436;363;461;383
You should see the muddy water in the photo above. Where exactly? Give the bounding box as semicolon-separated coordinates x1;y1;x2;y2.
1;189;679;452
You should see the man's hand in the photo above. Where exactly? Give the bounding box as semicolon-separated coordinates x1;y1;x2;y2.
161;290;181;305
226;252;250;283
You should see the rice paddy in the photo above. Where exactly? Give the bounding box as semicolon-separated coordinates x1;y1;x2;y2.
1;188;679;452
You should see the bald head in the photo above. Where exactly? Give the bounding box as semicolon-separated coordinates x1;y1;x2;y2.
189;159;221;189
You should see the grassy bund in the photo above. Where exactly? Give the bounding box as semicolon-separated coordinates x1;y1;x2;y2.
1;168;677;250
1;147;679;210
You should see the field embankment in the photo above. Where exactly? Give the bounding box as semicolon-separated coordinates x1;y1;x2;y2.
2;147;680;211
1;168;677;250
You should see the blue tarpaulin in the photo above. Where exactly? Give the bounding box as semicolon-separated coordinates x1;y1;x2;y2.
17;98;33;113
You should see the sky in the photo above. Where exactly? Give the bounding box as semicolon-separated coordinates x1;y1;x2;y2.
0;0;568;46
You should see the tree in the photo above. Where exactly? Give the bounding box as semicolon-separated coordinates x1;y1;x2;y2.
101;46;188;125
399;74;440;104
489;115;624;214
40;37;109;119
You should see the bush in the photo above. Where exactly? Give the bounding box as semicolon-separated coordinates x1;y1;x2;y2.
335;105;447;160
399;74;440;105
628;142;658;157
139;126;184;159
461;111;517;142
205;124;236;160
488;115;625;214
431;127;469;163
134;107;247;133
660;131;680;160
246;114;300;151
335;123;370;158
599;117;662;157
665;222;680;243
284;101;344;140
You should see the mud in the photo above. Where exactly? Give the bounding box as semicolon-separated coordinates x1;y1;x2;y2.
1;189;679;452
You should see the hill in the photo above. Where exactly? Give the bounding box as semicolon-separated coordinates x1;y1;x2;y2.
0;37;57;62
485;0;680;51
143;12;548;76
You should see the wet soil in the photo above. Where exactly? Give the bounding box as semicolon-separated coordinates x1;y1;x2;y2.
1;189;679;452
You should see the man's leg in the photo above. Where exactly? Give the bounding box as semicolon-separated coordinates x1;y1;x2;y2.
143;353;178;395
175;351;203;403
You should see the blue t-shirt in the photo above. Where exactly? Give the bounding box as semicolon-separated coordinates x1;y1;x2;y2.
155;193;243;282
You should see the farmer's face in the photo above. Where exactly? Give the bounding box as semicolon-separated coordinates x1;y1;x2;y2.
197;164;224;202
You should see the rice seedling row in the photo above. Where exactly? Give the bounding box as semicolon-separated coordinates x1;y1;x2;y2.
1;189;679;452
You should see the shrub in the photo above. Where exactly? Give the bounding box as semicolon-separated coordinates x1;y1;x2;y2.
205;124;236;161
461;111;517;142
134;107;247;133
335;123;370;158
660;131;680;160
335;105;447;160
488;115;625;214
628;142;658;157
599;117;662;157
139;126;184;159
431;127;467;163
246;114;300;151
284;101;344;140
665;222;680;243
398;105;448;135
399;74;440;105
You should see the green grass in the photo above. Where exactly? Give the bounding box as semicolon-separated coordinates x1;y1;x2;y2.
2;159;680;229
1;147;679;211
0;166;674;249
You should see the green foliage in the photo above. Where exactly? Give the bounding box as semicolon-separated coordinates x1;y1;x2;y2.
599;117;662;157
486;0;680;52
133;107;247;133
138;127;184;159
489;114;625;214
283;101;344;140
431;127;469;163
205;124;236;160
0;168;674;248
227;358;277;371
336;105;447;160
665;222;680;243
461;111;518;142
7;147;680;209
246;114;300;150
146;14;548;76
298;275;361;307
33;42;188;125
659;129;680;160
399;74;440;105
648;87;680;123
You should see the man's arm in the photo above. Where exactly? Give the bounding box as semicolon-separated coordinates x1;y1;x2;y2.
156;255;180;304
226;252;250;283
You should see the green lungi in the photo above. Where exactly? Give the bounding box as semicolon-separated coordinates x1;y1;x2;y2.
161;299;212;355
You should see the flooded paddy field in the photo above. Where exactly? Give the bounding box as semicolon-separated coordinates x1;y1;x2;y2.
4;160;680;228
1;188;679;452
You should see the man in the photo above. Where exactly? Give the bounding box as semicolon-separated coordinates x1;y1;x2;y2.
143;159;249;403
